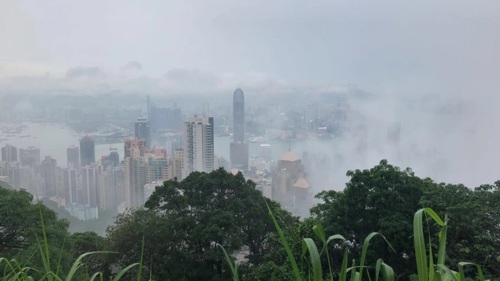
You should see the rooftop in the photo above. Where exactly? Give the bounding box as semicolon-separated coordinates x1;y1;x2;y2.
280;150;300;162
293;177;310;189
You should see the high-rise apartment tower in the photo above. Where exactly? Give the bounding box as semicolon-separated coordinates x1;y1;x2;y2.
135;117;151;148
183;115;214;178
80;136;95;166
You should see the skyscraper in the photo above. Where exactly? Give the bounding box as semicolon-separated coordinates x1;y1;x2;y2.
64;167;79;204
169;149;184;180
82;165;98;207
271;150;311;217
67;145;80;168
124;156;146;208
19;146;40;167
233;88;245;143
183;115;214;178
40;156;57;197
230;88;249;170
80;136;95;166
1;144;18;162
124;138;146;158
135;117;151;148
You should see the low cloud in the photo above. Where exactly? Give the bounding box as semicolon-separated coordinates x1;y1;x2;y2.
65;66;103;79
122;61;143;72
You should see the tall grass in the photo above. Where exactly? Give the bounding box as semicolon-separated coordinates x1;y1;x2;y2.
0;207;140;281
2;204;489;280
413;208;486;281
218;205;488;281
265;201;394;281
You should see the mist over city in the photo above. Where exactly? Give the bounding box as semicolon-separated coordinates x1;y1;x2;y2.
1;1;500;280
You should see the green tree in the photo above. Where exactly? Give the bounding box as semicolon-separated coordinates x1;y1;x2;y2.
0;185;73;276
311;160;431;279
420;182;500;278
108;168;297;280
70;231;112;277
243;217;319;280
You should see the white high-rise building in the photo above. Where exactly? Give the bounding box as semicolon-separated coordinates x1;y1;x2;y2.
183;115;214;178
82;164;99;207
124;156;146;209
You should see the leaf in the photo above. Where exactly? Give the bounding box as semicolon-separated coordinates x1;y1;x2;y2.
458;262;485;281
414;209;429;281
265;200;302;281
338;249;349;281
302;238;323;281
313;224;326;245
217;243;240;281
111;263;140;281
65;251;116;281
359;232;393;281
375;259;394;281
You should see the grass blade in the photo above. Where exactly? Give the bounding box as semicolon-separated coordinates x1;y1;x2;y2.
325;234;345;281
358;232;393;281
428;234;435;281
338;249;349;281
111;263;140;281
437;265;458;281
265;201;302;281
313;224;326;245
137;236;145;281
414;209;429;281
458;262;485;281
37;206;53;281
422;208;445;227
55;236;68;277
65;251;116;281
436;215;448;267
217;243;239;281
326;234;346;246
375;259;394;281
302;238;323;281
89;271;104;281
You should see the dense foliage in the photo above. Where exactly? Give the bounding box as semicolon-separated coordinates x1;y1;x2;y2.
107;168;298;280
0;186;114;279
2;160;500;280
312;160;500;279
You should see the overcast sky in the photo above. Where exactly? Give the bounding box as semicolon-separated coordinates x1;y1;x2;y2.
1;0;500;96
2;1;500;187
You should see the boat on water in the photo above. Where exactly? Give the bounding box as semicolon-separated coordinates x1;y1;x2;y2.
249;136;270;143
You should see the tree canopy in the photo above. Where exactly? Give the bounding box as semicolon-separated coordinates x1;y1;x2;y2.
0;185;74;276
107;168;298;280
312;160;500;279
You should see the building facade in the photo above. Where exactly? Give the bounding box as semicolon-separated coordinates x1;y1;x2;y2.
183;115;214;178
67;145;80;168
124;156;146;208
80;136;95;166
19;146;41;167
271;150;311;217
230;88;249;170
135;117;151;148
1;144;18;162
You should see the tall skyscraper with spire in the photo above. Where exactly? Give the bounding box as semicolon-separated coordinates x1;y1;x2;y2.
233;89;244;142
230;88;249;170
